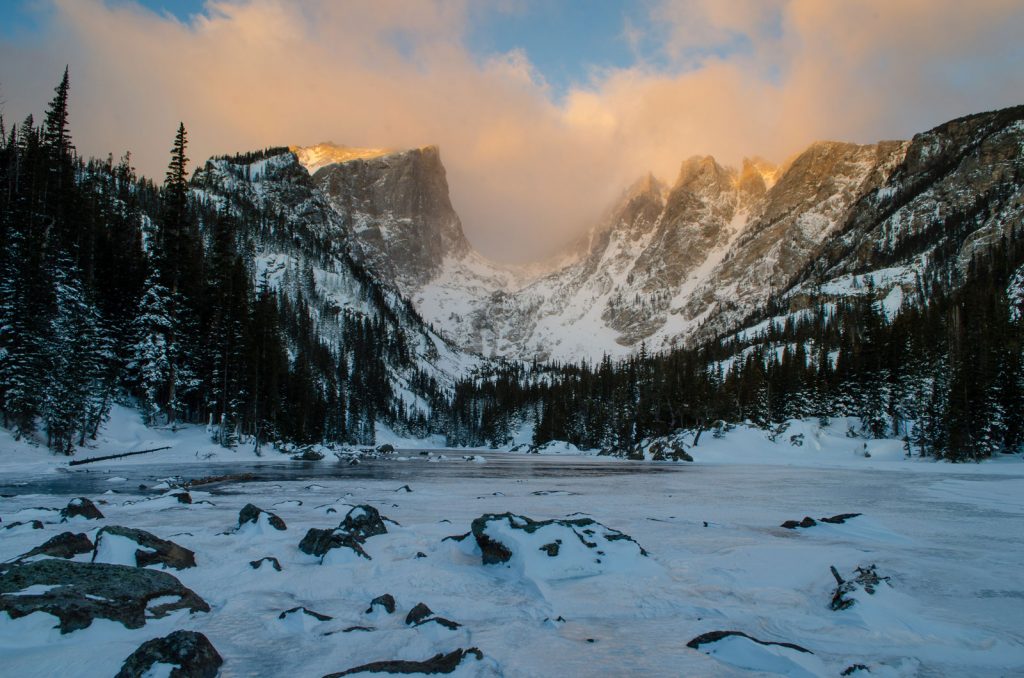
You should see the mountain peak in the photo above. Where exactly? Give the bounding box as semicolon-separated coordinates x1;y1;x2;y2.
291;142;441;175
290;143;395;174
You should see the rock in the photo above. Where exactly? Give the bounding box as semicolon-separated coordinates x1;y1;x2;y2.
539;541;560;557
376;444;395;454
115;630;223;678
405;602;433;625
339;505;387;542
171;492;193;504
19;532;93;560
441;532;470;543
60;497;103;521
3;520;44;531
646;439;694;462
415;551;427;558
341;625;373;633
781;516;817;529
418;616;461;630
0;559;209;633
93;526;196;570
298;528;370;561
323;648;483;677
237;503;287;531
279;606;332;621
830;564;891;611
842;664;871;675
250;556;282;571
366;593;396;614
820;513;862;524
291;449;325;461
686;630;813;654
469;513;649;577
395;484;413;493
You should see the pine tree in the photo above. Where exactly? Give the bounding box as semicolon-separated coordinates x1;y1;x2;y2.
42;66;73;160
42;258;110;454
129;271;174;426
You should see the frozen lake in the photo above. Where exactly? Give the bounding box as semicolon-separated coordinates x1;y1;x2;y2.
0;451;681;497
2;455;1023;676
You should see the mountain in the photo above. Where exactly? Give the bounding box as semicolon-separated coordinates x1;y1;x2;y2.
301;139;904;361
299;107;1024;366
190;147;482;399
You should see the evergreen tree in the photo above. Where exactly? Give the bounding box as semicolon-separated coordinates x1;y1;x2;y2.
129;271;174;426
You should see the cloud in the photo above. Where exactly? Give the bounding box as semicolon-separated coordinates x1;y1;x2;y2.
1;0;1022;262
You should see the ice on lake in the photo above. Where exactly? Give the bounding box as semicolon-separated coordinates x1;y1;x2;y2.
1;454;1023;676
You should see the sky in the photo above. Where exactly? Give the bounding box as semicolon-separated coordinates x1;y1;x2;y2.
1;1;1023;263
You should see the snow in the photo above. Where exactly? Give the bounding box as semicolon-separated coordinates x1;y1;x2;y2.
291;144;398;175
92;532;155;567
2;409;1024;675
694;634;827;676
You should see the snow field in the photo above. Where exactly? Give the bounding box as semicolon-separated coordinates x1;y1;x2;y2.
1;455;1023;676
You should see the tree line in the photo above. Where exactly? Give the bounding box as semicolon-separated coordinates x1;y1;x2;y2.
449;232;1024;462
0;69;435;453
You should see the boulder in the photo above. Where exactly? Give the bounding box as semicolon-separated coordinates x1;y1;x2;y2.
0;559;209;633
250;556;282;571
323;648;483;677
339;505;387;542
19;532;93;560
279;606;332;621
469;512;650;579
237;503;287;531
115;630;222;678
171;492;193;504
376;444;395;454
298;528;370;561
781;517;817;529
60;497;103;521
366;593;395;614
291;449;325;461
830;564;891;611
820;513;862;524
93;526;196;570
405;602;433;626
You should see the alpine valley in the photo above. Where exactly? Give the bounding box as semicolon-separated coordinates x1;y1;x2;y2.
1;72;1023;460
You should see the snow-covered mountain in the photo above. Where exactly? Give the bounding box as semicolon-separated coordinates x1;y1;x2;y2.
292;140;906;361
215;105;1024;371
188;148;483;425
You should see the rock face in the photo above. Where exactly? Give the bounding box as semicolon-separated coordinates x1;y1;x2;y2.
0;559;209;633
115;630;223;678
306;144;470;290
237;504;287;531
92;526;197;570
469;513;650;580
60;497;103;521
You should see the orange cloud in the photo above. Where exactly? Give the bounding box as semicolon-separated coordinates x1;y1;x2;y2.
1;0;1021;262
